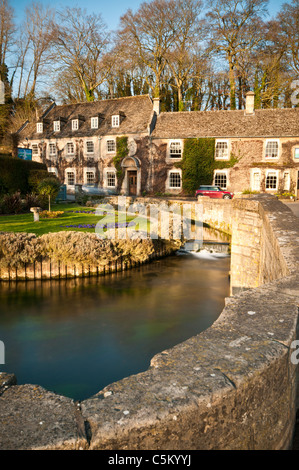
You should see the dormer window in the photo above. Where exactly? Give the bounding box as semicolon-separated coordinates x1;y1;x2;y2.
112;115;120;127
72;119;79;131
91;117;98;129
53;121;60;132
36;122;43;133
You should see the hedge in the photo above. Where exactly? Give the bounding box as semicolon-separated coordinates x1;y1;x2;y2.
0;155;47;195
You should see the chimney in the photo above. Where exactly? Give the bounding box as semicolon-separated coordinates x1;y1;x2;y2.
245;91;255;115
153;97;160;116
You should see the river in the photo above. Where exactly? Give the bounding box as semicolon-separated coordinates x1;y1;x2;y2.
0;246;230;402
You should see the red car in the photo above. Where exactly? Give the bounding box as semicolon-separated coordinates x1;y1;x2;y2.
195;185;234;200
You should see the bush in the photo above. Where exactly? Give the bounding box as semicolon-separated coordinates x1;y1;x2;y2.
0;155;47;195
40;210;64;219
1;192;23;214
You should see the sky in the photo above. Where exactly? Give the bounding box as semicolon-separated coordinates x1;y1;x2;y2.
10;0;289;30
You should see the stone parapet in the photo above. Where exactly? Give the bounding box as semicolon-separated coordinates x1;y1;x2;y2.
1;195;299;450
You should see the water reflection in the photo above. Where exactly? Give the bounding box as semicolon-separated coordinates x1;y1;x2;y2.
0;235;230;401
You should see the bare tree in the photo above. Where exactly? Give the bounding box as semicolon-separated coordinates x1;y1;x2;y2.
165;0;205;110
52;7;112;102
278;0;299;75
207;0;268;109
0;0;14;79
11;2;55;101
119;0;184;99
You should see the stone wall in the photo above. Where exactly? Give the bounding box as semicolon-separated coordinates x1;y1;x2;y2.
1;195;299;450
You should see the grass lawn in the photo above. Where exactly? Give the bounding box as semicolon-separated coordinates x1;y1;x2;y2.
0;203;112;236
0;203;147;236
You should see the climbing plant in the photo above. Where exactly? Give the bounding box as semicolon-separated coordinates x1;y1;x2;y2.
113;136;129;179
176;138;240;195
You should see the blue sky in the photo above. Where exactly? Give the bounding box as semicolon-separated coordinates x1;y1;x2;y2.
10;0;289;30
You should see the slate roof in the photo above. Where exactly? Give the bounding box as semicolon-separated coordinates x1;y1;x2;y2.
151;108;299;139
18;95;154;140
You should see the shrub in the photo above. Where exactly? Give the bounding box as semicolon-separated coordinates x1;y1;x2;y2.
0;155;47;195
39;210;64;219
1;191;23;214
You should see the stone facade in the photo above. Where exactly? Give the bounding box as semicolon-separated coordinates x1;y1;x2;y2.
16;93;299;198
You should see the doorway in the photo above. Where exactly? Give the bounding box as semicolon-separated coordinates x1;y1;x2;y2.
128;171;137;196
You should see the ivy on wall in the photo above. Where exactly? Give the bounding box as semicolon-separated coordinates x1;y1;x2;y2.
113;136;129;179
176;138;239;195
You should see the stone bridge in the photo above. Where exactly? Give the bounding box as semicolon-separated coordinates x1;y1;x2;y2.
0;195;299;450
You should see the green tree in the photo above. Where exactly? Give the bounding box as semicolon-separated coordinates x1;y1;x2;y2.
37;177;60;212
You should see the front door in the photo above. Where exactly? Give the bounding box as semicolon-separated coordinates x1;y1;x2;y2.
128;171;137;196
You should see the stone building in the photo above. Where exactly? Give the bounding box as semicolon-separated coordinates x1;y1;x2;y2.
17;92;299;198
17;95;156;197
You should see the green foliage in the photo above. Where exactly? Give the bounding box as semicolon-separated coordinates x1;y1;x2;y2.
37;178;61;211
113;136;129;179
0;155;47;195
28;169;52;192
177;138;216;194
177;139;240;195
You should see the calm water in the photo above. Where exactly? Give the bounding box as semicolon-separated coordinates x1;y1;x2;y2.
0;252;230;401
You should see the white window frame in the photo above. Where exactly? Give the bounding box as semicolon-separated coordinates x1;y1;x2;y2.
105;169;117;188
48;143;57;157
168;170;182;189
32;143;39;156
169;140;183;159
53;121;60;132
265;170;279;191
251;169;261;192
111;115;120;128
36;122;43;133
66;142;75;155
65;169;76;187
86;140;95;154
265;139;280;160
91;117;98;129
48;167;58;177
215;140;229;160
84;168;96;186
72;119;79;131
107;139;116;154
214;169;228;189
293;147;299;161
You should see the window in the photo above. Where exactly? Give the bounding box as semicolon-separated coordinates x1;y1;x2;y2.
86;141;94;154
215;141;229;159
53;121;60;132
66;171;75;186
107;139;116;153
32;144;39;155
214;172;227;189
265;140;279;159
36;122;43;133
48;168;58;177
169;171;181;189
49;143;56;156
294;148;299;160
252;171;261;191
91;117;98;129
112;115;120;127
85;171;95;185
107;171;116;187
283;172;290;191
169;141;182;159
67;142;74;155
72;119;79;131
266;171;278;190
